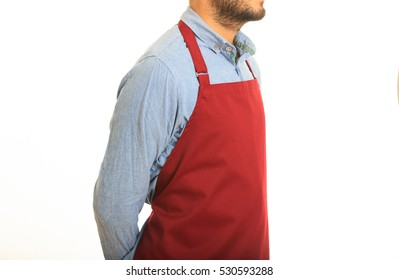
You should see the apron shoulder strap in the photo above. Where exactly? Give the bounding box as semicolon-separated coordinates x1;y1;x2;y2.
178;21;210;86
245;60;257;80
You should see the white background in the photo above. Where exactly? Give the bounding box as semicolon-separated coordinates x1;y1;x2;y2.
0;0;398;260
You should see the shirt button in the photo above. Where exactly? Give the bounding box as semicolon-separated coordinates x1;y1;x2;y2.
225;46;233;52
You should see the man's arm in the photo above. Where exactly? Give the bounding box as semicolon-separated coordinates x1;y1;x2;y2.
93;56;179;259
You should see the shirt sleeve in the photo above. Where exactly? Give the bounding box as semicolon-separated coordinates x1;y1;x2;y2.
93;56;179;260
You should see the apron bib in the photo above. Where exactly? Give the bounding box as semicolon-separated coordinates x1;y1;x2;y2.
134;21;269;259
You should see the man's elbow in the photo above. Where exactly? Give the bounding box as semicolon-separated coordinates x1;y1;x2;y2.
93;176;114;224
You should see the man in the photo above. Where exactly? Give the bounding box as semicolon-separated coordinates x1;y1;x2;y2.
93;0;269;260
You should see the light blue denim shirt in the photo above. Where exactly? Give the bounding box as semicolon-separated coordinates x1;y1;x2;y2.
93;7;261;260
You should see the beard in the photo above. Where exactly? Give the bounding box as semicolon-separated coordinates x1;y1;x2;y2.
210;0;266;30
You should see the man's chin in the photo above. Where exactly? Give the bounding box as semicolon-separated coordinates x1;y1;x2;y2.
253;8;266;21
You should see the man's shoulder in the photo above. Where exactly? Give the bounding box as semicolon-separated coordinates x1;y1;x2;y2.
117;25;196;99
117;24;195;91
137;25;191;74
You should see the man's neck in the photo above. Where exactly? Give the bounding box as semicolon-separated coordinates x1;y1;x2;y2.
189;5;241;44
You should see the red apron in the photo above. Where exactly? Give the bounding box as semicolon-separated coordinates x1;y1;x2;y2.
134;21;269;260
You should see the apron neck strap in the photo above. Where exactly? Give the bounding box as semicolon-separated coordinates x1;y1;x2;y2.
245;60;257;80
178;21;210;86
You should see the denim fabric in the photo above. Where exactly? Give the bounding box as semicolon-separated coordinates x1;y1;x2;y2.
93;7;261;260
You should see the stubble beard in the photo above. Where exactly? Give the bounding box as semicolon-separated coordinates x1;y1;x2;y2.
210;0;266;31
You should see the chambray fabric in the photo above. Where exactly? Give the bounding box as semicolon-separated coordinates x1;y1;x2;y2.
93;7;261;260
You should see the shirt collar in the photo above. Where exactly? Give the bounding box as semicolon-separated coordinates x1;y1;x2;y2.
180;7;256;58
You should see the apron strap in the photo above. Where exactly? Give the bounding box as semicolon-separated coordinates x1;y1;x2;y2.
178;21;210;86
245;60;257;80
